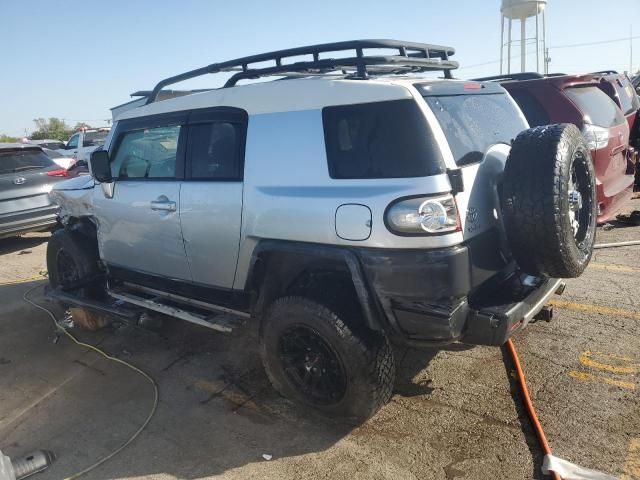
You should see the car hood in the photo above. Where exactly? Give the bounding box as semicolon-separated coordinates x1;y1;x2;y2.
49;175;95;224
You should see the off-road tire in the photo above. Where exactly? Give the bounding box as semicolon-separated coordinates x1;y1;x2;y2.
260;296;395;421
502;124;597;278
47;228;101;292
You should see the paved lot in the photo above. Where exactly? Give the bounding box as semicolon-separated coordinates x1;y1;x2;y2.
1;200;639;480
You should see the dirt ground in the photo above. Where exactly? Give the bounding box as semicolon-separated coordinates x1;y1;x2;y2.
1;200;639;480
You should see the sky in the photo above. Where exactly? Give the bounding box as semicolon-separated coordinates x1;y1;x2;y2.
0;0;638;137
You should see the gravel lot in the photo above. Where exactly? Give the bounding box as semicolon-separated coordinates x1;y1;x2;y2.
1;199;639;480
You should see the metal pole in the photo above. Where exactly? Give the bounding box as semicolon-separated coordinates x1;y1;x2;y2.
521;17;526;72
631;25;634;73
542;9;547;74
507;18;512;74
536;9;540;73
500;15;505;75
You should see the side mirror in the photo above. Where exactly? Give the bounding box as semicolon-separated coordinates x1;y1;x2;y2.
90;150;113;183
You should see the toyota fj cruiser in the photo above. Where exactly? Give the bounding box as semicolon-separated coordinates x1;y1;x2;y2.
47;40;597;420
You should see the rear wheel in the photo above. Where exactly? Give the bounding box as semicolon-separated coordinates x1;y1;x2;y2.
260;296;395;421
502;124;597;278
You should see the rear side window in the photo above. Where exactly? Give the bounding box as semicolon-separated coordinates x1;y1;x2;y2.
423;93;528;166
322;99;445;179
0;150;53;175
111;126;181;179
83;130;109;147
188;122;242;180
564;86;625;127
507;89;550;127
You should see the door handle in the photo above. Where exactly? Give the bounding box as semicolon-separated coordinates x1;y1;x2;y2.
150;199;176;212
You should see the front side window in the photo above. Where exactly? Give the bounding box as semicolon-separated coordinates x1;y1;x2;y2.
188;122;242;180
564;86;625;128
423;93;528;166
66;134;79;149
322;99;445;179
111;125;181;179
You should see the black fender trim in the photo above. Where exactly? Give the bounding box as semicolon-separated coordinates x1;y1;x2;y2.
246;240;385;332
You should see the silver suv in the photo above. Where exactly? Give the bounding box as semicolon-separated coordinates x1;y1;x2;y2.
48;40;597;420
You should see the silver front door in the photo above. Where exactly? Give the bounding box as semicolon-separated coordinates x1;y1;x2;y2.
94;123;192;281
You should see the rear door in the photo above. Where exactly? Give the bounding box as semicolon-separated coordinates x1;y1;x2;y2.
0;148;60;219
93;113;192;281
419;82;530;241
564;86;633;199
179;108;247;289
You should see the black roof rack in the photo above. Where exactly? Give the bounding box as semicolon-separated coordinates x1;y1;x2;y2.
471;72;545;82
145;39;458;104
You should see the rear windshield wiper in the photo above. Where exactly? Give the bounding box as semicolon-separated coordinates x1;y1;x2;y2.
13;165;45;172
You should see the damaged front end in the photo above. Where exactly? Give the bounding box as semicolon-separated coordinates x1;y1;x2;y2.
48;175;95;226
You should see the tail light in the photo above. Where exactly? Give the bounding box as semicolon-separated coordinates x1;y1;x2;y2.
47;168;69;177
385;194;461;235
582;124;609;150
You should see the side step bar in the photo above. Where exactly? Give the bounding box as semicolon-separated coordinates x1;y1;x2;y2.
109;283;248;333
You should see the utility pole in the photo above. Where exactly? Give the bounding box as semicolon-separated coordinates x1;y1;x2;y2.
630;25;633;74
544;47;551;75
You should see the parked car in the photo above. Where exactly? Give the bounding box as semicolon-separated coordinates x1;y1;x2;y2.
0;143;69;239
42;149;89;177
26;139;66;150
47;40;596;420
474;72;634;223
56;128;110;164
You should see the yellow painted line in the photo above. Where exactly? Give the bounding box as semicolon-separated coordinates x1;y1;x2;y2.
588;262;640;274
579;351;639;375
568;370;636;390
621;438;640;480
549;299;640;322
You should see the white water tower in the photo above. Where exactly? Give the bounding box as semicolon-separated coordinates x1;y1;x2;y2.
500;0;548;74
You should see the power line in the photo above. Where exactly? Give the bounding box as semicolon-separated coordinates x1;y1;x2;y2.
550;35;640;49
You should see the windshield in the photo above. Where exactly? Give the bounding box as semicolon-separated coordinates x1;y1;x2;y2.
83;130;109;147
564;86;625;128
423;93;528;166
0;150;54;174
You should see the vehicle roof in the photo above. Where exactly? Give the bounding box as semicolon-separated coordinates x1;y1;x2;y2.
0;142;43;151
477;72;602;89
116;75;498;121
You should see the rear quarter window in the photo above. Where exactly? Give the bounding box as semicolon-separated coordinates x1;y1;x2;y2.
614;78;640;115
564;86;625;128
423;93;528;166
322;99;445;179
507;89;550;127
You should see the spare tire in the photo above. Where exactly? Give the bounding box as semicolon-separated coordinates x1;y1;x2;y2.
502;124;597;278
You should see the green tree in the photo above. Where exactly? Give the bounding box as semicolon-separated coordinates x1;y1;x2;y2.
30;117;73;141
0;134;19;142
73;122;92;130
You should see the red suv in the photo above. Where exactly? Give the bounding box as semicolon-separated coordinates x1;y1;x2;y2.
474;72;635;222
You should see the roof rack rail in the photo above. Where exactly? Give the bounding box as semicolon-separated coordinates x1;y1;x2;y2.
145;39;458;105
471;72;545;82
592;70;619;75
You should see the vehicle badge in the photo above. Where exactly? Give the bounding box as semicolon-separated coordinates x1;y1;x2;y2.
13;177;26;185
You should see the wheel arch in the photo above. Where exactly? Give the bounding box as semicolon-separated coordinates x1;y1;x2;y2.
245;240;384;332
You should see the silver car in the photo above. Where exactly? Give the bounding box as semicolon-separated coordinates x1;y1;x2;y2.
0;144;68;239
47;40;597;420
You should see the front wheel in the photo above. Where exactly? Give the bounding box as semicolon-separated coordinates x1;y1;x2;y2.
47;228;101;294
259;296;395;421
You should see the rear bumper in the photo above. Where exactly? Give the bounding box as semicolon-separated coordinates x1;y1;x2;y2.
357;230;565;347
597;182;633;223
0;206;58;239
